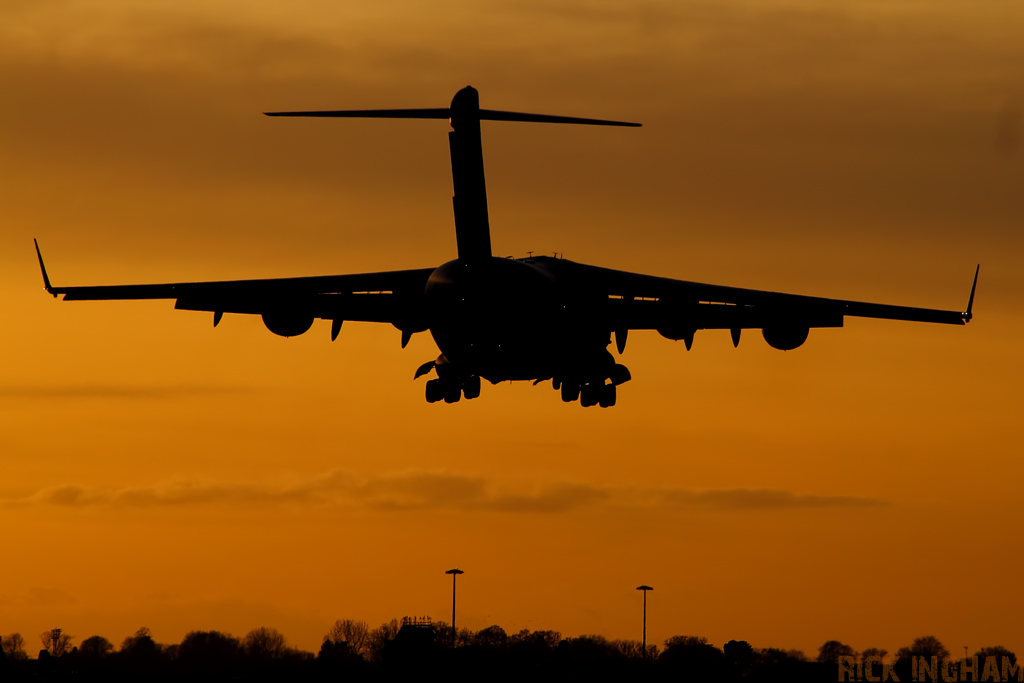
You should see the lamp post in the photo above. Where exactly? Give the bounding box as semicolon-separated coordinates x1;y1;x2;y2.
446;568;464;648
636;585;653;657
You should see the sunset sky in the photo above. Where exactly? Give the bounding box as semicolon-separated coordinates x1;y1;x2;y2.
2;0;1022;657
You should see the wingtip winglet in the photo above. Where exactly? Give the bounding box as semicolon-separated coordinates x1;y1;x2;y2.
33;238;56;297
965;264;979;322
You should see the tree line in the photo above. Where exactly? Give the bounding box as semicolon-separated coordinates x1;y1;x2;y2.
1;622;1017;682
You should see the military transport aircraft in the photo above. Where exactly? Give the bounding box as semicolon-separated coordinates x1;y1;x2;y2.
34;86;978;408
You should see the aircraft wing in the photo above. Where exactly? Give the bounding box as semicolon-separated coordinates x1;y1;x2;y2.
567;261;977;333
35;241;433;326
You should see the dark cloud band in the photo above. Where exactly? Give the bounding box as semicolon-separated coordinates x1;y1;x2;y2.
1;470;884;513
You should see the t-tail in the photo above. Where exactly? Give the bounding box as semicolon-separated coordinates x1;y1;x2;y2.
265;86;640;263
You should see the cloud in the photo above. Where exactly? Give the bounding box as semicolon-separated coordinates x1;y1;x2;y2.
994;98;1023;156
26;586;78;607
0;384;260;399
656;488;883;510
1;470;883;513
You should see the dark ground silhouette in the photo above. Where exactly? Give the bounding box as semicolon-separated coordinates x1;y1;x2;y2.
2;622;1016;683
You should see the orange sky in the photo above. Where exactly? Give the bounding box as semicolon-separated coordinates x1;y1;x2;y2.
1;0;1022;658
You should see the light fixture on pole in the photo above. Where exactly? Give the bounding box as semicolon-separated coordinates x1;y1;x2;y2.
446;568;464;649
636;585;653;657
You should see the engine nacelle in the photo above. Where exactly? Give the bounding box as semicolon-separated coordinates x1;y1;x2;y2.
656;298;698;342
762;326;809;351
262;311;314;338
656;326;696;342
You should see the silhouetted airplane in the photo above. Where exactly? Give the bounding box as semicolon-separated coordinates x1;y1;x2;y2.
35;86;979;407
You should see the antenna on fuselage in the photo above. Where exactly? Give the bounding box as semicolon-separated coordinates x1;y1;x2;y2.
265;86;641;263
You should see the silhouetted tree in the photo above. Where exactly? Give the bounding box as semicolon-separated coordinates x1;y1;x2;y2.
117;626;167;677
243;626;288;659
611;639;657;659
473;625;508;649
179;630;239;659
121;627;160;655
40;628;73;657
178;629;241;678
896;636;949;662
318;638;352;660
818;640;857;663
862;647;888;661
323;619;371;658
558;635;622;662
121;627;152;651
551;634;651;681
79;635;114;658
432;621;473;650
725;639;756;672
661;635;723;671
367;619;401;663
759;647;807;665
316;636;366;681
509;629;561;651
502;628;561;673
1;618;943;681
2;633;27;660
661;638;723;680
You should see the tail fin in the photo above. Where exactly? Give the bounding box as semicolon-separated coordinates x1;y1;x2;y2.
448;87;491;261
265;86;641;262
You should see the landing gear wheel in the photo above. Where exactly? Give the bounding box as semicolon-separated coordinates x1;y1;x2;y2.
425;379;443;403
443;381;462;403
580;384;599;407
463;375;481;400
561;381;580;403
598;383;616;408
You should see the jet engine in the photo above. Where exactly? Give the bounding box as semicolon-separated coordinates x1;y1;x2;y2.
656;325;696;342
261;310;314;337
762;326;809;351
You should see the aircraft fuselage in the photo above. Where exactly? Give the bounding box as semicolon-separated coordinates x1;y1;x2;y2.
424;256;614;385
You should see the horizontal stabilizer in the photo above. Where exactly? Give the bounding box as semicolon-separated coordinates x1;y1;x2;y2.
265;108;641;127
266;87;641;264
265;108;451;120
480;109;640;127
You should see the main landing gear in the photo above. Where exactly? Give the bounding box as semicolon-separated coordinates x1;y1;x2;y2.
559;380;616;407
416;357;629;407
425;374;481;404
555;363;629;408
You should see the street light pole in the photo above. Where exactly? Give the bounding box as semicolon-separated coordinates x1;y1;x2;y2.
446;568;464;649
636;585;653;657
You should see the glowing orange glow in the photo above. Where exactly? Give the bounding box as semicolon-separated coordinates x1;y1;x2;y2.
1;0;1022;658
